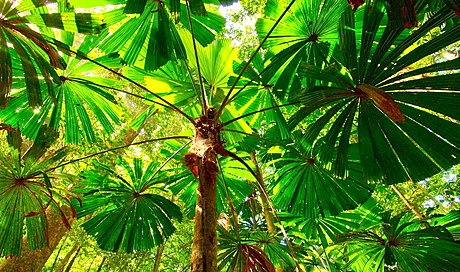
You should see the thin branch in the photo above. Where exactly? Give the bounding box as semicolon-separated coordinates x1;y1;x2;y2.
391;184;429;227
40;136;191;174
46;38;196;125
222;150;301;271
215;0;298;120
65;77;171;108
141;139;192;191
222;101;300;127
185;0;208;115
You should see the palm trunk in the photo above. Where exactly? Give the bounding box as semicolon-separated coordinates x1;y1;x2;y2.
190;113;220;272
391;184;431;227
191;159;218;272
123;107;158;145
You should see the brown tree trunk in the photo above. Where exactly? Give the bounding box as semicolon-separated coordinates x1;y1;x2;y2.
391;184;425;219
0;206;75;272
123;107;158;145
250;153;284;272
189;112;221;272
152;243;165;272
191;159;218;272
250;153;276;234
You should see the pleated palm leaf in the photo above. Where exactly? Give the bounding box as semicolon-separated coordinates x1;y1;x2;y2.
218;226;279;272
74;157;182;252
227;53;293;140
0;31;123;143
271;131;373;220
130;37;261;144
0;0;105;107
287;1;460;184
255;0;348;98
92;0;226;71
0;1;121;143
338;212;460;272
431;210;460;233
279;198;382;249
0;125;71;256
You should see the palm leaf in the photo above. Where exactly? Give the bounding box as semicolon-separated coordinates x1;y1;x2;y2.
97;1;225;71
256;0;348;95
271;131;372;219
339;212;460;272
289;1;460;184
218;227;276;272
0;0;108;108
0;35;123;142
75;158;182;252
0;127;70;256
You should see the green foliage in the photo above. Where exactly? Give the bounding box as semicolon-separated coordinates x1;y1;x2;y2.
0;126;71;256
286;1;460;184
338;212;460;272
74;158;182;252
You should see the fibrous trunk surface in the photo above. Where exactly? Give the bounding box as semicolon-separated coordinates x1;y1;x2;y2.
190;113;222;272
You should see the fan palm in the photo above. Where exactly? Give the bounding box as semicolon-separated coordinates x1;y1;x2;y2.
337;212;460;272
73;158;183;252
0;0;105;107
0;125;71;256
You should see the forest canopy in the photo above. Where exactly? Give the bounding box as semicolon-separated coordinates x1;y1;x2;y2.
0;0;460;271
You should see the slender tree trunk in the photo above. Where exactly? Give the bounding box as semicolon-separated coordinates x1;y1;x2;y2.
123;107;158;145
250;153;276;234
251;153;284;272
152;243;165;272
0;206;75;272
391;184;425;219
191;159;218;272
190;113;220;272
